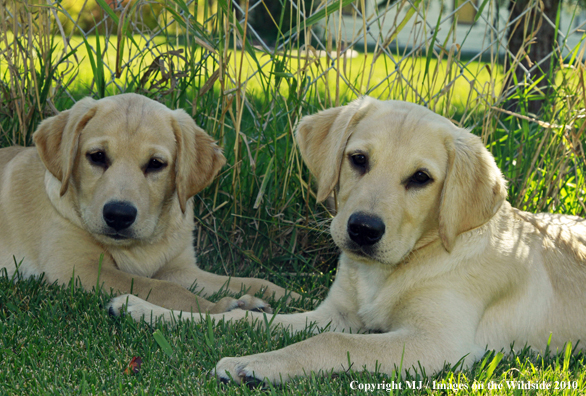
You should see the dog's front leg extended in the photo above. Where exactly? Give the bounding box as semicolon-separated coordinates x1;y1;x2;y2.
46;251;247;314
107;287;364;332
77;262;226;313
215;329;483;385
215;290;486;385
153;246;303;302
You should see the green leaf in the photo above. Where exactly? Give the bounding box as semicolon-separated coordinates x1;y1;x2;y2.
204;315;215;347
383;0;423;47
563;342;572;372
153;329;174;359
484;352;504;381
272;72;295;78
294;0;356;35
474;0;490;22
254;157;274;209
95;0;119;24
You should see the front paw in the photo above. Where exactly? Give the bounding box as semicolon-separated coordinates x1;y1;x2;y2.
107;294;172;323
237;294;273;313
215;355;277;386
213;295;272;314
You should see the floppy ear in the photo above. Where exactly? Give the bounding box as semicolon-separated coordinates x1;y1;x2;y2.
439;129;507;252
295;97;376;202
32;97;97;196
172;109;226;213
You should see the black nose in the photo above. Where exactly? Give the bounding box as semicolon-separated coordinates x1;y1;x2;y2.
103;201;137;231
347;213;386;246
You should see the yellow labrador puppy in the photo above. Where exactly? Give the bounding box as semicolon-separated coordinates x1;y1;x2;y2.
0;93;297;314
109;97;586;383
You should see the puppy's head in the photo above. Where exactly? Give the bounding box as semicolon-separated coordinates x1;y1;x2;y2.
33;93;225;246
296;97;506;265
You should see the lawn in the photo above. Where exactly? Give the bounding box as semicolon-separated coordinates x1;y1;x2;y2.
2;271;586;395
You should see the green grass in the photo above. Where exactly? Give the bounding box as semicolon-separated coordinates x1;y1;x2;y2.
0;29;500;129
2;271;586;395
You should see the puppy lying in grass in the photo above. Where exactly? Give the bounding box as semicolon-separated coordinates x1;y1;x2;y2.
0;93;298;315
109;97;586;384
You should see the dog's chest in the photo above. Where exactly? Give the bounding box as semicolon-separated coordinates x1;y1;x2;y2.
354;264;396;332
110;244;172;278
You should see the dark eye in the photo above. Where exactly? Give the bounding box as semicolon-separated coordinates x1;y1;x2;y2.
87;151;107;167
407;170;432;189
350;153;368;172
146;158;166;172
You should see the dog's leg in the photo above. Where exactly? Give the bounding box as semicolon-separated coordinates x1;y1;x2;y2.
107;286;362;331
107;294;277;325
181;267;303;302
111;262;363;325
215;330;482;385
43;249;262;314
96;266;270;314
214;290;485;385
153;248;304;302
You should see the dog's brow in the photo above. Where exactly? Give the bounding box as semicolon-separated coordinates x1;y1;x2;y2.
345;139;372;155
147;145;172;160
85;137;111;149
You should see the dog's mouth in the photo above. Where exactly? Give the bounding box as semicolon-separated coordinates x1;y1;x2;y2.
343;239;407;266
102;231;134;241
344;241;377;259
344;239;416;266
108;234;129;240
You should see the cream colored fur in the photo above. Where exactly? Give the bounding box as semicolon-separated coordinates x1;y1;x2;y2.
0;93;299;315
108;97;586;383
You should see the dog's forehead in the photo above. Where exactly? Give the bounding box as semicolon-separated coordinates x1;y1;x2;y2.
350;103;451;148
81;97;176;149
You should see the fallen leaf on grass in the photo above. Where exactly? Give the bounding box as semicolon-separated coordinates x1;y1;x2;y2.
123;356;143;375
